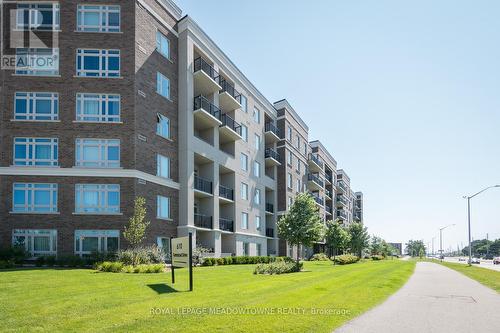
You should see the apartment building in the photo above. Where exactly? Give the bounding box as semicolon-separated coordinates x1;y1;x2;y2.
0;0;362;259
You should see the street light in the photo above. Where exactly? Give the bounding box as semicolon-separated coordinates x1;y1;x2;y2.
439;224;455;261
463;185;500;266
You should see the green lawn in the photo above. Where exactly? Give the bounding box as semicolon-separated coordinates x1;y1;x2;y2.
433;260;500;292
0;260;415;333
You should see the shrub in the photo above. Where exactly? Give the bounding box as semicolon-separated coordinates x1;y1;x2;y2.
0;246;27;264
95;261;124;273
57;255;85;268
254;261;303;275
216;257;225;265
95;262;164;273
202;257;215;266
310;253;330;261
371;255;384;261
0;260;15;269
223;256;233;265
333;254;359;265
45;256;56;267
118;246;165;266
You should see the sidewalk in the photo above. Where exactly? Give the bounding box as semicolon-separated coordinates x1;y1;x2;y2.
335;262;500;333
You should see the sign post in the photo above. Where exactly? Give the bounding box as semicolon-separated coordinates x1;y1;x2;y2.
170;233;193;291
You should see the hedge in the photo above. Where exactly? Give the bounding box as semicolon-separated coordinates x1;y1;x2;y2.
202;256;293;266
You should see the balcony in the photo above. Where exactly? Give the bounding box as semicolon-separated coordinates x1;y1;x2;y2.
219;185;234;202
265;148;281;167
354;213;362;222
194;213;213;229
311;194;324;207
219;218;234;232
325;205;332;215
193;95;222;129
336;210;347;220
193;57;221;96
194;175;213;197
325;188;333;199
265;202;274;214
219;78;241;111
337;180;348;192
264;122;281;142
219;114;242;143
308;154;323;172
325;174;333;184
308;173;324;191
336;195;348;207
266;228;274;238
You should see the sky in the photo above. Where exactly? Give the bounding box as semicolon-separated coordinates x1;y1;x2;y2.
175;0;500;252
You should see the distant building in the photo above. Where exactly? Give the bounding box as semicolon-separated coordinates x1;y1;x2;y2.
388;243;403;255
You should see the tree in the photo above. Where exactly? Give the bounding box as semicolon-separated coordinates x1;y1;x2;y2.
348;222;370;258
325;219;351;263
277;193;325;264
405;240;426;257
123;197;150;247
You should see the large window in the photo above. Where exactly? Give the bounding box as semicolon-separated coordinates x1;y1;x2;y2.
287;126;292;141
156;31;170;59
14;137;58;166
75;139;120;168
16;3;60;30
12;229;57;257
76;49;120;77
157;237;171;258
76;93;120;122
157;196;170;219
254;134;261;150
253;161;261;178
240;153;248;171
16;48;59;76
157;114;170;139
13;183;58;213
75;230;119;257
15;92;58;121
241;213;248;230
287;173;293;189
156;72;170;99
253;107;260;123
157;154;170;179
256;243;262;256
240;183;248;200
75;184;120;214
256;216;261;231
240;95;247;112
77;5;120;32
243;242;249;255
241;124;248;142
254;188;261;205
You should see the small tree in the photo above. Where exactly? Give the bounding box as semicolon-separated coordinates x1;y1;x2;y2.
325;219;350;264
277;193;325;265
123;197;150;247
348;222;370;258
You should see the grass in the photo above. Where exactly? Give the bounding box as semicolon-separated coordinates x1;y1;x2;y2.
0;260;415;333
432;260;500;292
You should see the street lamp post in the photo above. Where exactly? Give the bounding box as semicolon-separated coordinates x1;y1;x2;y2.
463;185;500;266
439;224;455;262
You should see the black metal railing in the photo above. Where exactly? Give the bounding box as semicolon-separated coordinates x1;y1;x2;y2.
311;195;324;206
336;210;347;219
326;174;333;183
194;175;213;194
265;148;281;162
219;185;234;201
194;57;219;82
219;218;234;232
338;180;348;191
219;78;241;101
266;228;274;238
220;114;242;135
308;173;324;188
194;213;213;229
265;122;282;138
336;195;348;206
309;154;324;168
325;205;332;213
194;95;221;120
325;189;332;198
265;202;274;213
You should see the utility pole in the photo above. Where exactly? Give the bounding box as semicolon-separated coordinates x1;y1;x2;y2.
432;237;435;256
439;224;455;261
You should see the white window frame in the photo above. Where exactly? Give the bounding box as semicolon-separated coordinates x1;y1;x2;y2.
13;137;58;166
77;5;120;32
74;230;120;257
241;182;248;200
296;179;301;193
76;93;121;123
16;3;60;30
287;126;292;141
240;153;248;171
253;107;260;123
256;216;261;231
14;92;59;121
156;72;170;99
254;161;261;178
241;124;248;142
240;95;248;112
157;154;170;179
287;173;293;189
76;49;120;77
156;114;170;139
254;134;261;150
157;195;170;219
75;138;120;168
243;241;250;255
157;237;171;257
256;243;262;256
287;151;293;166
15;48;59;76
254;188;261;205
156;30;170;59
12;229;57;257
12;183;58;213
241;213;248;230
75;184;120;214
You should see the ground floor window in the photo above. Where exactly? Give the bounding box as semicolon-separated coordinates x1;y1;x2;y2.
243;242;250;256
157;237;171;261
256;243;262;256
74;230;119;257
12;229;57;257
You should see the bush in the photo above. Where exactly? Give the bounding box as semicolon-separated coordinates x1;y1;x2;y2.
0;246;27;263
0;260;15;269
35;256;45;267
333;254;359;265
45;256;56;267
371;255;384;261
117;246;165;266
223;256;233;265
310;253;330;261
95;261;164;273
254;261;303;275
201;257;215;266
57;255;85;268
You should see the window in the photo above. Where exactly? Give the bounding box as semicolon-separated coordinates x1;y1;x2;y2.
256;216;261;231
240;124;248;142
288;197;293;209
241;213;248;230
241;183;248;200
75;139;120;168
157;195;170;219
304;143;308;155
156;72;170;99
243;242;249;255
75;184;120;214
287;173;292;189
14;138;58;166
287;151;293;166
75;230;119;257
240;153;248;171
157;114;170;139
156;31;170;58
287;126;292;141
240;95;247;112
253;107;260;123
76;49;120;77
254;134;261;150
12;229;57;257
15;92;58;121
157;154;170;179
254;189;261;205
256;243;262;256
157;237;171;257
13;183;58;213
16;48;59;76
296;179;301;193
254;161;260;177
77;5;120;32
296;135;300;149
297;160;301;173
76;93;120;122
16;3;60;30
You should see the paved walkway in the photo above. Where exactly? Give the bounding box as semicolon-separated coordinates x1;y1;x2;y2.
335;262;500;333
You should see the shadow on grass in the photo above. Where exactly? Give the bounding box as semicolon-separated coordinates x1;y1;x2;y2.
147;284;179;294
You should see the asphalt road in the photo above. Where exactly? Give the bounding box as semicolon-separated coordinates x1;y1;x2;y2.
443;256;500;272
335;261;500;333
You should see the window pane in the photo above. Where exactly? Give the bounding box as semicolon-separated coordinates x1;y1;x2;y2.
33;236;50;252
82;237;99;252
107;237;118;252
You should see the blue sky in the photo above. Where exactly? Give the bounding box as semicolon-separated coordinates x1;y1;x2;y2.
176;0;500;251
